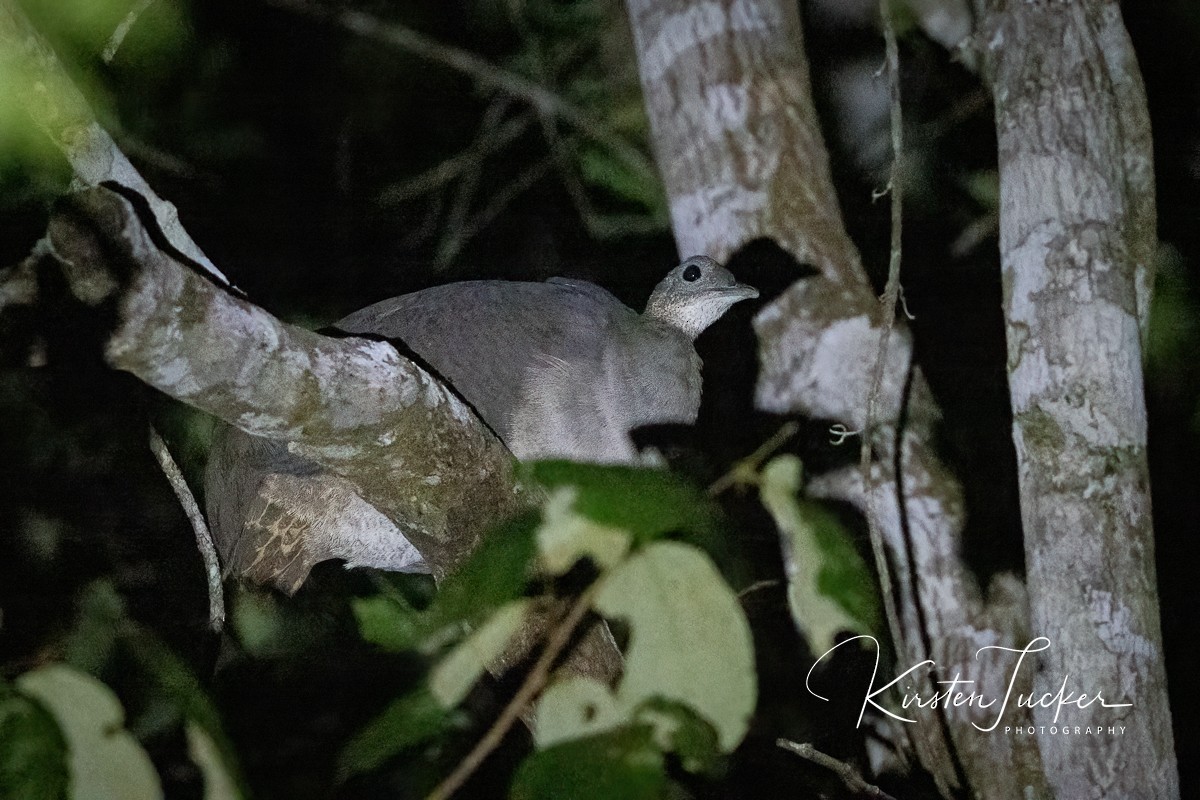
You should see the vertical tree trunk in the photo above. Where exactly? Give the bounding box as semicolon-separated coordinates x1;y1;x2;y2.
977;1;1179;796
623;1;1047;797
621;0;867;284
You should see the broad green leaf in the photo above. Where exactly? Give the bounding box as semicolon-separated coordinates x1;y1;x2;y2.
64;582;249;797
0;682;69;800
429;599;531;708
535;542;755;753
593;542;755;752
634;698;722;776
536;487;631;574
121;635;250;799
535;682;721;775
64;580;126;673
337;687;457;781
526;461;721;546
353;593;424;652
185;723;241;800
510;725;666;800
759;456;881;653
420;510;539;646
534;676;622;747
17;665;161;800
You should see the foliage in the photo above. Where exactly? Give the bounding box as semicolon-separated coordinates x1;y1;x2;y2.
758;456;881;653
3;0;1198;797
0;448;879;798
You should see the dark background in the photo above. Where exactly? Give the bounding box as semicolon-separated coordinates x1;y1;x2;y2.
1;0;1196;797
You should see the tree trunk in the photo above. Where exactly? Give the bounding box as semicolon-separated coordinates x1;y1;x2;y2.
976;1;1179;796
623;1;1047;797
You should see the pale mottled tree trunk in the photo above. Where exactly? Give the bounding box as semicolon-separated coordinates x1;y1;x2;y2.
623;1;1047;797
975;1;1179;796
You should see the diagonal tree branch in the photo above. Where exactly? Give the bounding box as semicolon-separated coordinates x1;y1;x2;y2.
0;0;227;287
34;186;526;578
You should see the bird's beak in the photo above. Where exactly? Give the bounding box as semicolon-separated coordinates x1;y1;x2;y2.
723;282;759;302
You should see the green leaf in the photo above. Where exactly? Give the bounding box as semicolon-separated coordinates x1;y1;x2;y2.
535;542;756;753
121;635;250;799
634;698;722;776
353;593;424;652
536;487;631;574
534;675;621;747
429;599;531;708
420;510;539;647
759;456;881;653
64;580;126;673
185;723;241;800
961;170;1000;211
535;683;721;776
0;682;69;800
526;461;722;547
63;582;249;797
16;665;162;800
337;687;458;782
510;726;666;800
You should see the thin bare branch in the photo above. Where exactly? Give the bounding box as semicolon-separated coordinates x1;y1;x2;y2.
262;0;657;186
149;427;224;632
436;99;514;267
707;421;800;496
427;582;602;800
859;0;908;684
777;739;897;800
376;113;534;206
102;0;157;63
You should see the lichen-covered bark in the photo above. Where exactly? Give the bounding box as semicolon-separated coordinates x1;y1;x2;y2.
975;1;1179;796
0;0;528;579
623;0;868;285
0;0;227;286
624;1;1046;796
37;188;526;576
0;0;622;683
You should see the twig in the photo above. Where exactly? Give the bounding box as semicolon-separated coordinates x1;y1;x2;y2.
777;739;898;800
736;579;780;600
707;421;800;496
436;98;513;267
148;427;224;631
102;0;156;63
426;582;602;800
376;113;534;206
857;0;907;671
452;155;555;257
503;0;598;226
262;0;656;183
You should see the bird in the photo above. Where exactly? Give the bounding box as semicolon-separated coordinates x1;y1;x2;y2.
204;256;757;586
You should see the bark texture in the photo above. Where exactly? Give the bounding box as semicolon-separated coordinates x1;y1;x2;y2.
35;188;527;577
624;1;1047;796
0;0;623;686
0;1;227;286
976;2;1179;796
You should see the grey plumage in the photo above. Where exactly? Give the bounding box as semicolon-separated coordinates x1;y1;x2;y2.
205;256;757;584
336;256;756;461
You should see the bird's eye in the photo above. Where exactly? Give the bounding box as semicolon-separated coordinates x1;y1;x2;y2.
683;264;702;282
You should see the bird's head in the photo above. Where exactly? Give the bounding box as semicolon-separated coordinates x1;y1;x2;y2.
643;255;759;339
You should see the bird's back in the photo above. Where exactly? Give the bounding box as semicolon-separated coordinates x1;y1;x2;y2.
335;279;700;461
